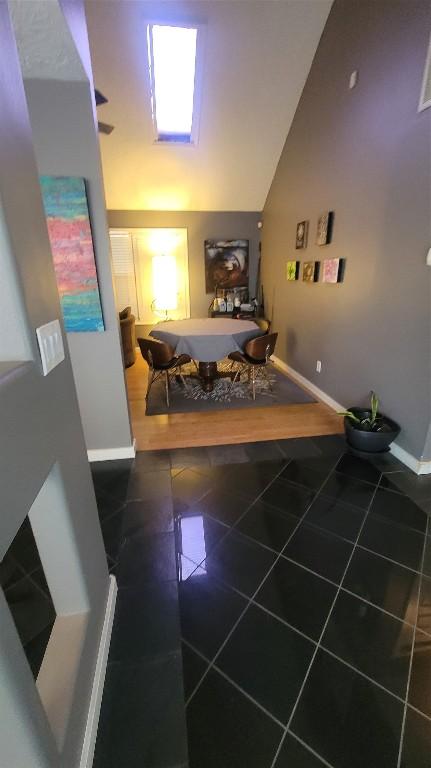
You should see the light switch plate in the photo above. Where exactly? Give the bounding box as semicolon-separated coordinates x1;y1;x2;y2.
36;319;65;375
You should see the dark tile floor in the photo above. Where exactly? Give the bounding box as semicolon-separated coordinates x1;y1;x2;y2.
91;436;431;768
0;517;55;677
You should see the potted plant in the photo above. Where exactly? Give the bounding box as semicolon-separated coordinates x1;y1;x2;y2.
339;391;401;453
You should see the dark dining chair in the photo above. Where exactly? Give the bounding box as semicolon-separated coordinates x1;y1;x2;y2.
228;332;278;400
137;337;191;408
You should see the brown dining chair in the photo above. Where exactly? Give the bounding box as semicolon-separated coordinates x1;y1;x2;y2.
228;332;278;400
137;337;191;408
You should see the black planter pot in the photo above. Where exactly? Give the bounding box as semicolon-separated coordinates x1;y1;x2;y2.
344;408;401;453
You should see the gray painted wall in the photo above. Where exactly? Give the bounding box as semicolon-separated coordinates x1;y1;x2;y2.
24;79;133;453
108;210;262;327
262;0;431;461
0;208;32;361
0;3;109;763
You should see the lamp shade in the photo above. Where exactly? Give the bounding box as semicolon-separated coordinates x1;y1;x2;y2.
152;254;178;311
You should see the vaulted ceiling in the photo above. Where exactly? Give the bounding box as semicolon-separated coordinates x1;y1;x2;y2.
85;0;332;212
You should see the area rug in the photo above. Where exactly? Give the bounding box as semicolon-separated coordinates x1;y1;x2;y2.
145;360;315;415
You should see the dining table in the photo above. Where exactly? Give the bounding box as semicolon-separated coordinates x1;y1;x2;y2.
150;317;264;391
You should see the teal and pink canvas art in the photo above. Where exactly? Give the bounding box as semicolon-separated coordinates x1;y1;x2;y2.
40;176;104;332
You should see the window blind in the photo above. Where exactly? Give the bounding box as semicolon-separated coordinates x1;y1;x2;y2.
109;231;139;318
109;228;190;323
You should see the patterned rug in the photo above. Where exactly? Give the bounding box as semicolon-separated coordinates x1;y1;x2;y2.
145;360;315;415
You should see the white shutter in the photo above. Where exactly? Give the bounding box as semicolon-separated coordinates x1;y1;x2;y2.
109;231;139;318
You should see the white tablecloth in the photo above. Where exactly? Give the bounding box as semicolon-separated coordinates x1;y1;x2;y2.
150;318;263;362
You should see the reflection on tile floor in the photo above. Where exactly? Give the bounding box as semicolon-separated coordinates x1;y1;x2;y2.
92;436;431;768
0;518;55;677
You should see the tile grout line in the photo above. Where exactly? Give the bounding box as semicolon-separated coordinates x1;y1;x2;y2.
183;455;431;748
182;576;416;717
338;585;422;633
182;522;428;639
178;460;293;583
316;646;407;706
186;552;428;695
178;463;291;705
182;637;288;730
268;477;382;768
211;663;285;729
181;504;367;592
98;500;127;525
275;441;290;460
285;729;336;768
227;460;294;530
396;513;429;768
181;636;211;664
102;450;430;768
185;454;342;708
356;543;424;575
250;585;429;706
362;508;428;538
195;473;369;557
406;702;431;724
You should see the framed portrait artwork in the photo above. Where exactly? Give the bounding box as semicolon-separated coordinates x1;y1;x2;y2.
204;240;249;293
295;220;309;249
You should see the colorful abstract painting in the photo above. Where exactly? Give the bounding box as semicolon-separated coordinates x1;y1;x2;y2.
323;258;343;283
286;261;300;281
40;176;104;332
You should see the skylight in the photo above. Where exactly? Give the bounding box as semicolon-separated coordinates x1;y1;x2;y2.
147;23;198;143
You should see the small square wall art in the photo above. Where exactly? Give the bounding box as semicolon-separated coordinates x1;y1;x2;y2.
295;220;309;249
316;211;334;246
40;176;104;332
323;258;344;283
303;261;320;282
286;260;300;281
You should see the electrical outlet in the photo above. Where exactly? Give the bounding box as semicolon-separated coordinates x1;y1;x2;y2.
316;360;322;373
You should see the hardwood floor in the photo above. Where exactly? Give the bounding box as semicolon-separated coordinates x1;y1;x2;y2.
126;353;343;451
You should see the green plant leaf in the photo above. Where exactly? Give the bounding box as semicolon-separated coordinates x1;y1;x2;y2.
338;411;361;424
370;391;379;424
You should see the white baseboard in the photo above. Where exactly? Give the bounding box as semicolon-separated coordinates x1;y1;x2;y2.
272;356;345;412
272;356;429;475
80;574;117;768
87;438;136;462
388;443;421;474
